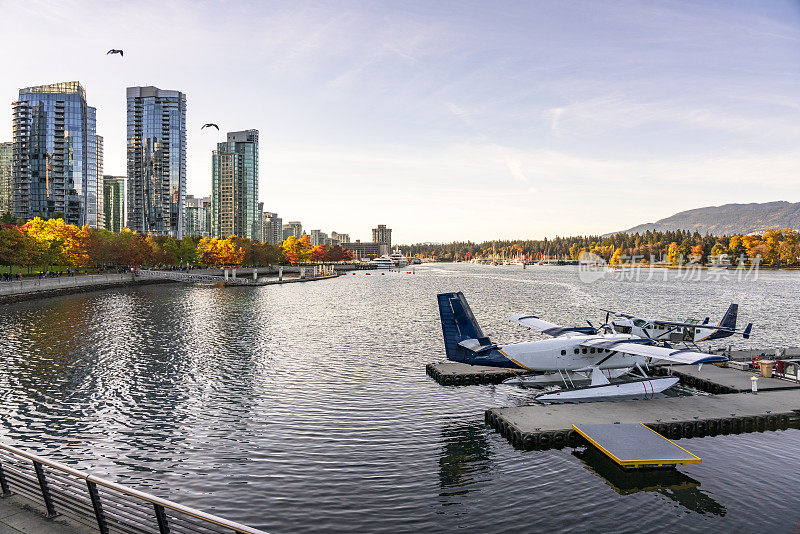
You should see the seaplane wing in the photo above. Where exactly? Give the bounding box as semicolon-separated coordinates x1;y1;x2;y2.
579;339;727;365
599;308;635;319
506;314;593;338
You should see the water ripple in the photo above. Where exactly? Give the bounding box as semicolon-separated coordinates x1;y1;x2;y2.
0;265;798;532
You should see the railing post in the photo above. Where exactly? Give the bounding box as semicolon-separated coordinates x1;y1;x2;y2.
0;462;12;496
33;461;57;517
86;480;109;534
154;503;170;534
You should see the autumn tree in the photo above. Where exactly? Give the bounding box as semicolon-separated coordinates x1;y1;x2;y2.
282;235;314;264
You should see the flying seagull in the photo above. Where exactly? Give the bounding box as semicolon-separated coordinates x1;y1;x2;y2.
201;123;219;130
107;49;123;56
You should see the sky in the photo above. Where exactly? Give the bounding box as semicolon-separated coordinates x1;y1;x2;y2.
1;0;799;244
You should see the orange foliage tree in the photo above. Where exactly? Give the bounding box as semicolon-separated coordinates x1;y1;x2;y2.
282;235;314;264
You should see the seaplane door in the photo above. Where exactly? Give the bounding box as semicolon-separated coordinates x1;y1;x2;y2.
683;327;695;341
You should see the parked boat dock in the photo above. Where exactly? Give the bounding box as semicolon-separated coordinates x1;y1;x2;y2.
427;358;800;450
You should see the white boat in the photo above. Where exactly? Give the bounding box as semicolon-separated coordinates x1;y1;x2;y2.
370;256;395;269
389;250;409;268
535;377;680;403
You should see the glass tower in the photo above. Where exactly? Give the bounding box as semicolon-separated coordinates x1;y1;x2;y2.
185;194;212;239
126;86;186;239
211;130;259;239
0;142;12;215
11;81;101;226
261;212;283;244
103;175;125;232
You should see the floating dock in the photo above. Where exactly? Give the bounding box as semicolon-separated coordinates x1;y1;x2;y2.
572;423;700;469
425;362;529;385
427;358;800;450
657;364;800;393
486;388;799;450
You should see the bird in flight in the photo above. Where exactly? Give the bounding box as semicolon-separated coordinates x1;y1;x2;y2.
201;123;219;130
107;49;123;56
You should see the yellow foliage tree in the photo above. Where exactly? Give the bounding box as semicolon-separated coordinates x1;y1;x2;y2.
196;237;245;266
282;235;314;264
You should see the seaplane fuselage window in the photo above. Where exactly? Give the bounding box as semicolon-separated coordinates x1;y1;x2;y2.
590;348;595;353
574;348;579;354
582;348;587;354
561;350;566;355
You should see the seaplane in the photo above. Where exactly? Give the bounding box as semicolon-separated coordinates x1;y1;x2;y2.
437;292;728;403
597;304;752;346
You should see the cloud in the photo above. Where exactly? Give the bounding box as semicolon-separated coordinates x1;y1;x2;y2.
544;93;800;141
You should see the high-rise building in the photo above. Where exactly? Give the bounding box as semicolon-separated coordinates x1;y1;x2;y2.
262;211;283;244
211;129;259;239
331;231;349;246
103;175;125;232
12;81;102;226
310;229;329;246
126;86;187;239
257;201;264;242
93;134;104;228
185;194;212;239
372;224;392;249
0;142;12;214
282;221;303;240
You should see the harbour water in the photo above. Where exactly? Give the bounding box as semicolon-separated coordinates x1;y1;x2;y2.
1;263;800;532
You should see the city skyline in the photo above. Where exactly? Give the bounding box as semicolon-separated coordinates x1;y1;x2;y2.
1;1;799;243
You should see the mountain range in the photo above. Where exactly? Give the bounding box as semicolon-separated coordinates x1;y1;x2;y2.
620;201;800;236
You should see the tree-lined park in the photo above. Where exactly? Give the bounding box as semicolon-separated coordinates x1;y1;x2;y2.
0;217;354;273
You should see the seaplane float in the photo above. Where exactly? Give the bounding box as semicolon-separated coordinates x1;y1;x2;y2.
437;292;728;403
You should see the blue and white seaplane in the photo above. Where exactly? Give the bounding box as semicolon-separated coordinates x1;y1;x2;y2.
437;292;728;403
598;304;752;345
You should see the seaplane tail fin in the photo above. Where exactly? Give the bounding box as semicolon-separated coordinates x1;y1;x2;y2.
719;303;738;330
437;292;485;362
743;323;753;339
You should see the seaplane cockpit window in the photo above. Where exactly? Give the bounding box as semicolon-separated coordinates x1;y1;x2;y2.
644;323;654;329
633;319;647;327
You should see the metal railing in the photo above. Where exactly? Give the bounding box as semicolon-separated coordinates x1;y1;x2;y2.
135;269;228;284
0;441;266;534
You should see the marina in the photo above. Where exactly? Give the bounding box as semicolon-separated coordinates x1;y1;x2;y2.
2;263;800;532
429;358;800;449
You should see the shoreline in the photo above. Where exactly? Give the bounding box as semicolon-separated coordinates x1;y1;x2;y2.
0;267;345;304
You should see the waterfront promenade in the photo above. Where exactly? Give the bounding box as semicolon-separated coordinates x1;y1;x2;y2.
0;494;86;534
0;265;348;303
0;273;144;303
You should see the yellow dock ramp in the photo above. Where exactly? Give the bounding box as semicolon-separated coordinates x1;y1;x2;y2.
573;423;701;469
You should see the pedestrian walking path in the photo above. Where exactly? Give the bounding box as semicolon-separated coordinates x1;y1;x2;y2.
0;494;87;534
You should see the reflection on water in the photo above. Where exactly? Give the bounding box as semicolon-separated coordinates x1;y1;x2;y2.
573;446;726;516
1;264;799;532
438;420;491;497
